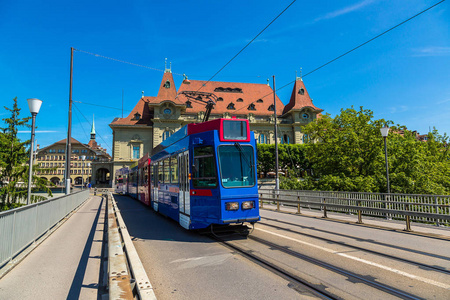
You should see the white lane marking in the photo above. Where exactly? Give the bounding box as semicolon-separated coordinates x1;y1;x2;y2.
256;227;450;290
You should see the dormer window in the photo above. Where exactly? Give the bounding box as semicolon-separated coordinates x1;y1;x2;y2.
298;88;305;95
236;98;243;102
256;99;263;103
248;103;256;110
195;96;202;101
214;87;243;93
133;112;141;120
217;97;223;101
185;100;192;108
164;80;171;89
268;104;274;111
227;103;235;110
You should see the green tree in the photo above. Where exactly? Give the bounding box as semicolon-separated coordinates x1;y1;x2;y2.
280;106;450;195
0;97;52;211
257;144;308;177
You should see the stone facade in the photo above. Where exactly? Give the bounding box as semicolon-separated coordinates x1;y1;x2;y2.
36;138;111;186
36;119;111;186
109;69;323;178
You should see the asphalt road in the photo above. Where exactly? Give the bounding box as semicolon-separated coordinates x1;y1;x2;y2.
115;195;450;300
114;195;309;300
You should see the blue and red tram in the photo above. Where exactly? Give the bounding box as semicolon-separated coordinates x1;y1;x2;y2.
114;167;129;194
123;118;260;230
126;162;139;199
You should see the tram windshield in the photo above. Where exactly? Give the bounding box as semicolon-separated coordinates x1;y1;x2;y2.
218;144;255;188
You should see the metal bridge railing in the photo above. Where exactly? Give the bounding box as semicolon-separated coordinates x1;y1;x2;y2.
0;190;90;270
259;189;450;231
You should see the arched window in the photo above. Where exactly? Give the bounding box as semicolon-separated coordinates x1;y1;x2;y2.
256;99;263;103
236;98;243;102
162;130;172;141
217;97;223;101
164;80;171;88
302;134;309;144
258;133;267;144
298;88;305;95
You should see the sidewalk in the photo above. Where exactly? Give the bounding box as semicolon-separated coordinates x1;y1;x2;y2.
0;195;106;300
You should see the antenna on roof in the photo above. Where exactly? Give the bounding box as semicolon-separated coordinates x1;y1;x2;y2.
267;78;270;86
141;91;144;98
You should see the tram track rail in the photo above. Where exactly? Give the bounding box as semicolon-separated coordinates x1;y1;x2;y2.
260;217;450;276
208;234;339;300
210;232;423;300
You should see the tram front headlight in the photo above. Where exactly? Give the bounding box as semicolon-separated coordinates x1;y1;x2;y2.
226;202;239;211
242;201;255;210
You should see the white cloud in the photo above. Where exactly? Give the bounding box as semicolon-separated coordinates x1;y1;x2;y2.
436;98;450;105
314;0;376;22
389;105;408;114
412;46;450;57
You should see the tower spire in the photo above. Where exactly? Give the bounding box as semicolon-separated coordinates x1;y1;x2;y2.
90;115;96;140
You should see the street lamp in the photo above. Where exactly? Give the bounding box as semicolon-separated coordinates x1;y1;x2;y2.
81;155;86;190
380;126;390;194
27;98;43;205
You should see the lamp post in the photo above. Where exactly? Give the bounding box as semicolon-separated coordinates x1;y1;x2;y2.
81;155;86;190
27;98;43;205
380;126;390;194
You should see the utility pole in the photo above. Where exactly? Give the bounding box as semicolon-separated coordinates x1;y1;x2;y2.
273;76;279;190
65;47;74;195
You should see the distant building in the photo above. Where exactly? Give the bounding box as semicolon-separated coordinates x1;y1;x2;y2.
109;66;324;178
36;118;111;186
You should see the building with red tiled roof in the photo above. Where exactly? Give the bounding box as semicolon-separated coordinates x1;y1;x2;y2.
35;129;111;186
109;67;323;175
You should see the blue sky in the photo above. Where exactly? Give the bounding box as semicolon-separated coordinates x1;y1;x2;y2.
1;0;449;154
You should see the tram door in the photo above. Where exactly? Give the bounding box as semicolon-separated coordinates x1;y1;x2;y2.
178;150;191;229
152;163;159;212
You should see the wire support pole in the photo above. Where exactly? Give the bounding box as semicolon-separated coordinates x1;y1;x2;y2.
65;47;74;195
273;76;279;190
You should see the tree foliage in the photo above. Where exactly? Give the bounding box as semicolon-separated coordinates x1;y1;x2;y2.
0;97;52;211
257;144;308;177
280;106;450;195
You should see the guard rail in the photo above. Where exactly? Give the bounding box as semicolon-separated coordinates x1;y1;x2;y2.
259;189;450;231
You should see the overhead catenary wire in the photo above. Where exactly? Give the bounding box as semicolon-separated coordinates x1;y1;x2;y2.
195;0;297;93
73;103;112;153
72;1;445;118
73;100;132;112
232;0;447;115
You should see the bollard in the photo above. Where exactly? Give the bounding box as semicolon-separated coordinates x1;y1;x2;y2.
322;197;327;218
276;194;280;212
297;196;301;214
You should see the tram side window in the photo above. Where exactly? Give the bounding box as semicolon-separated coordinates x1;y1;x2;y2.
171;156;178;183
164;158;170;183
158;162;163;184
193;146;217;188
150;165;154;186
144;167;148;185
